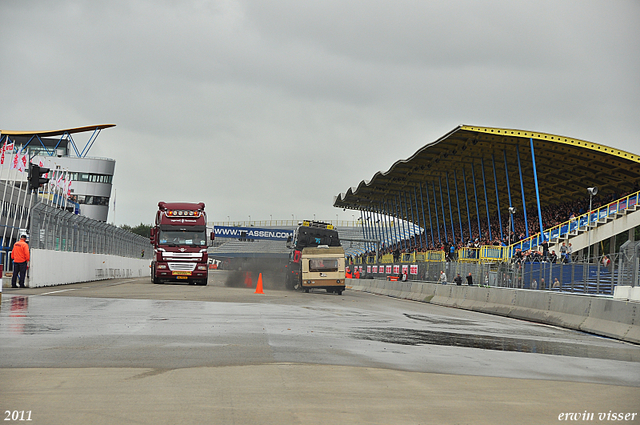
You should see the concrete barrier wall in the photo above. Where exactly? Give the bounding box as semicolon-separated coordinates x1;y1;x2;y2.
347;278;639;345
20;249;151;288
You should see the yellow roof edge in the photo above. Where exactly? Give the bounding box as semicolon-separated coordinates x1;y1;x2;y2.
461;125;640;163
0;124;116;137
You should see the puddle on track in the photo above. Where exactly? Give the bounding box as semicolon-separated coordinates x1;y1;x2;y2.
352;328;640;362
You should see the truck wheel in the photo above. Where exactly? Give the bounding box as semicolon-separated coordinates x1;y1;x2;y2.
337;290;343;295
198;279;208;286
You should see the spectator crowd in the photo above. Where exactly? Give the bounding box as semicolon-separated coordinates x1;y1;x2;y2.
349;188;637;264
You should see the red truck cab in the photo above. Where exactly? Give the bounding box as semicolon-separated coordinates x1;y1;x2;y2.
150;201;214;286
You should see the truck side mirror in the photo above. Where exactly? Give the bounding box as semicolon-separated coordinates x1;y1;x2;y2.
150;228;156;244
210;231;215;241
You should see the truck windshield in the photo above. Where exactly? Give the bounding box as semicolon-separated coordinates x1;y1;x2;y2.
158;229;207;246
309;258;339;272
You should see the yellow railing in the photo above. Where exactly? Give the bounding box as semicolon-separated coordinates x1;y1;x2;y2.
401;252;415;263
480;246;506;263
458;247;480;262
426;250;445;262
380;254;394;263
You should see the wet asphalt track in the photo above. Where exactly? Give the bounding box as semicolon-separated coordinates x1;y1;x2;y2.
0;271;638;424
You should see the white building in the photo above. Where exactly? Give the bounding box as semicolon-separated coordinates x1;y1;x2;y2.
0;124;116;222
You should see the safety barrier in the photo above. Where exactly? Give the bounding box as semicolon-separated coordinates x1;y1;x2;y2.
347;277;639;344
3;248;151;288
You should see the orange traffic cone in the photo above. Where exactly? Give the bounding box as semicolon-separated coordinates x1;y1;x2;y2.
244;272;252;288
255;273;264;294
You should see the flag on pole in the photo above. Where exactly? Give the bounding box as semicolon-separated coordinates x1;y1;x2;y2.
1;140;15;165
17;150;28;173
11;145;21;170
0;140;7;165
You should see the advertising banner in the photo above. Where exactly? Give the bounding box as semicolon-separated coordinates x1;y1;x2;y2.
410;264;418;275
214;226;293;241
386;265;392;274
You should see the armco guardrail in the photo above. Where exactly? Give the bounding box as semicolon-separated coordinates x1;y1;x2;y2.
347;278;639;344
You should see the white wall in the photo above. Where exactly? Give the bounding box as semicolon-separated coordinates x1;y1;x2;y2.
28;249;150;287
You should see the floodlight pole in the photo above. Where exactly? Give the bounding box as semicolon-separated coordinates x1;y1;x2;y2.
586;187;597;264
508;212;512;246
508;207;516;258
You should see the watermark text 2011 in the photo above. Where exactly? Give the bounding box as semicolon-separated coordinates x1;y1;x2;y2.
4;410;32;421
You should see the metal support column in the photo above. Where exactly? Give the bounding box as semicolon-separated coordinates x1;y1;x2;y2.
492;154;503;241
481;157;492;241
405;191;415;249
530;138;545;239
462;167;472;240
516;144;530;238
391;199;401;249
446;172;456;244
471;163;482;241
362;209;371;252
439;176;448;243
368;209;378;252
395;196;406;250
504;149;514;233
414;186;424;250
454;169;464;244
418;183;429;249
378;203;388;249
387;200;398;248
401;193;411;248
425;182;435;248
432;182;442;245
359;210;366;250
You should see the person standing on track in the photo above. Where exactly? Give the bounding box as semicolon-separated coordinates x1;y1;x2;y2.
11;233;30;288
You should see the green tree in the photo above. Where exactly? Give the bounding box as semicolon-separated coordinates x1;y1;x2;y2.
120;223;152;238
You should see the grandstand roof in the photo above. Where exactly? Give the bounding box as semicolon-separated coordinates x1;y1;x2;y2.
334;125;640;218
0;124;115;137
0;124;116;158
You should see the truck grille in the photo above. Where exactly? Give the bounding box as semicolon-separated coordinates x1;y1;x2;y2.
168;262;196;272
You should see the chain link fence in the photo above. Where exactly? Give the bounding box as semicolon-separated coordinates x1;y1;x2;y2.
357;247;638;296
29;201;152;259
618;240;640;288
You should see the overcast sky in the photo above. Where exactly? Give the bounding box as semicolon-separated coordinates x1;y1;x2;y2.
1;1;638;227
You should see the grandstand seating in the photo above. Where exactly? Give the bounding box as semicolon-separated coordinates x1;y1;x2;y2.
512;190;639;258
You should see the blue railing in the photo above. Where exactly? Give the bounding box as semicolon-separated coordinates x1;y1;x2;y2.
510;191;639;256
